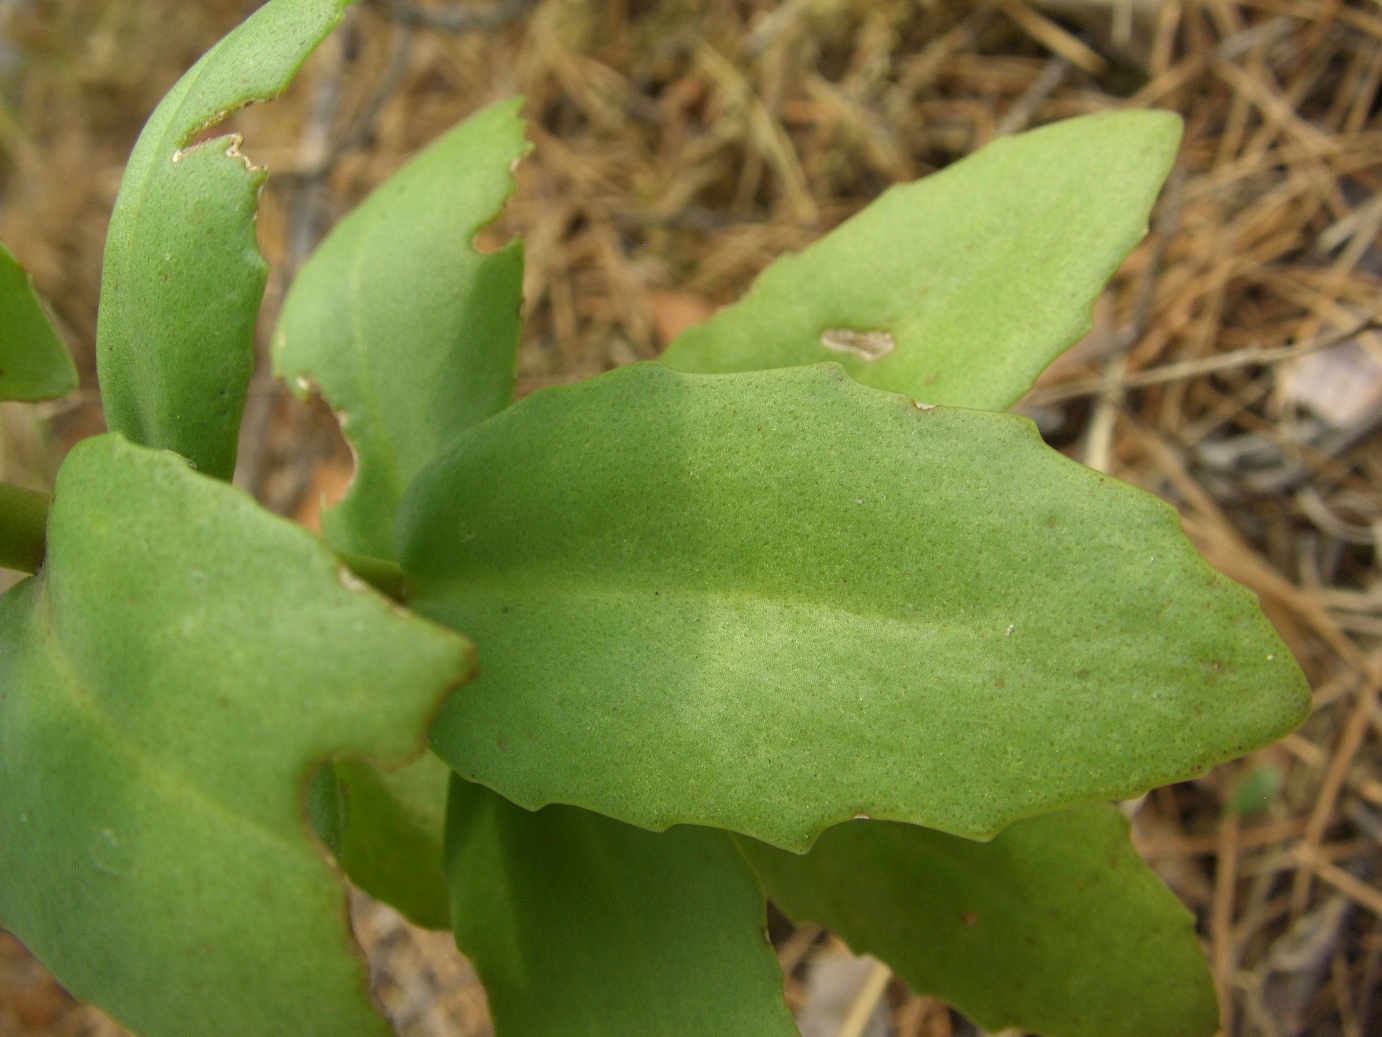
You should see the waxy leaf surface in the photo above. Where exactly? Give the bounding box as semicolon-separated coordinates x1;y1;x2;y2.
0;243;76;401
662;111;1180;411
740;805;1218;1037
276;98;529;560
0;434;473;1037
445;777;798;1037
403;363;1308;850
97;0;349;479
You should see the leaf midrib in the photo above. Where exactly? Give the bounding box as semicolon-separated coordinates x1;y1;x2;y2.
347;221;409;514
415;577;1019;633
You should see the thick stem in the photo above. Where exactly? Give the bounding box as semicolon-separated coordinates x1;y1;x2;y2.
0;482;50;575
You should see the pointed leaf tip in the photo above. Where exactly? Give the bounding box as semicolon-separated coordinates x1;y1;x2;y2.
404;362;1306;850
662;109;1183;411
97;0;352;479
0;243;77;402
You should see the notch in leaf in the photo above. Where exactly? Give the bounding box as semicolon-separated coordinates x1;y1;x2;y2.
275;97;530;562
96;0;351;479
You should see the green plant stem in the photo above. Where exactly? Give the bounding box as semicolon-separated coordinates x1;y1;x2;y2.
0;482;50;574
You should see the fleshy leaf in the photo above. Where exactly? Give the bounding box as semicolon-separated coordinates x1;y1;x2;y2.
96;0;350;479
0;433;473;1037
401;363;1308;851
661;111;1181;411
275;98;529;560
0;243;77;401
328;752;453;930
445;776;799;1037
739;805;1219;1037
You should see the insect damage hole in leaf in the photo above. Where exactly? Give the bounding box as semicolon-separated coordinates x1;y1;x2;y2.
271;95;532;936
0;7;1316;1035
274;97;531;562
662;109;1182;412
97;0;354;480
820;328;897;361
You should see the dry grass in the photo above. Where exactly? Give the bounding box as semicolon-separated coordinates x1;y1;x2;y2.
2;1;1381;1035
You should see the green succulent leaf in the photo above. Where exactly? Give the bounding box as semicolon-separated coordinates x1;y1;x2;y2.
327;752;453;931
96;0;351;479
661;111;1181;411
740;805;1219;1037
402;363;1307;851
0;243;77;401
445;776;799;1037
275;98;529;560
0;433;473;1037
